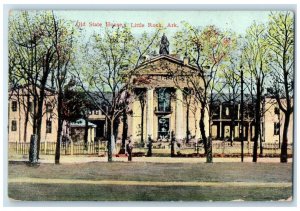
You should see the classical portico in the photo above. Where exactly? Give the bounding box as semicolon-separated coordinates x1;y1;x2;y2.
145;87;184;141
124;34;204;143
127;53;204;144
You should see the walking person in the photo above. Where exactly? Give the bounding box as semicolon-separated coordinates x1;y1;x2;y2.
171;131;175;157
126;140;133;161
147;135;153;157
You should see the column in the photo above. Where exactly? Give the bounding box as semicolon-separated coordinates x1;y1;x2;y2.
176;89;184;140
87;127;91;143
91;128;95;142
146;88;154;139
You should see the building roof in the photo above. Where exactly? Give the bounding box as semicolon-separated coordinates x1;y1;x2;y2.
135;54;199;73
9;83;56;93
70;119;97;128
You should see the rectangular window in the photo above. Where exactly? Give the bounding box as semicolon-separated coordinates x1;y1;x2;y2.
46;120;52;133
157;88;171;112
12;101;17;112
11;120;17;131
94;110;99;115
274;122;280;135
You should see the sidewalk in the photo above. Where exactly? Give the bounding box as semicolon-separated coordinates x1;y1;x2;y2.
9;177;292;188
8;154;292;164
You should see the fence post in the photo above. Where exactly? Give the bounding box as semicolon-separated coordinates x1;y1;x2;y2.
98;141;101;156
248;142;250;155
44;141;47;155
222;141;225;155
16;141;18;154
71;141;74;155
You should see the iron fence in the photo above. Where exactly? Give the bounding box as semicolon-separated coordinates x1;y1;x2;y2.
9;141;292;157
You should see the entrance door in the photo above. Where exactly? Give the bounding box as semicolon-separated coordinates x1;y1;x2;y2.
158;117;170;140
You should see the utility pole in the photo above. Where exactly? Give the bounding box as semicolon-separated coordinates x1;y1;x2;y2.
240;66;244;162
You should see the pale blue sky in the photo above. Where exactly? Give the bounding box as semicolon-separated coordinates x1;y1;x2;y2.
56;10;271;39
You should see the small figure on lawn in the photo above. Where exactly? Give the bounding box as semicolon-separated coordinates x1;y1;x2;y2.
171;131;175;157
126;140;133;161
147;135;153;157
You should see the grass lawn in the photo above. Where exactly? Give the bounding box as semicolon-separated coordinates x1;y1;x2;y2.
8;162;293;201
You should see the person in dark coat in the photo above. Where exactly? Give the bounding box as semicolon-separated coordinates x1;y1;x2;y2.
147;135;153;157
126;140;133;161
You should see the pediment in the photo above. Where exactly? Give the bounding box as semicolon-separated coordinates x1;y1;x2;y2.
134;55;198;76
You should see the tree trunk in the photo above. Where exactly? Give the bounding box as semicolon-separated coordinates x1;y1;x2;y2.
36;94;45;159
280;111;290;163
108;119;114;162
186;104;190;143
36;51;53;159
252;80;261;162
23;96;30;143
199;103;207;155
121;109;128;152
55;93;63;164
32;95;37;135
259;129;263;157
141;103;144;146
55;120;63;164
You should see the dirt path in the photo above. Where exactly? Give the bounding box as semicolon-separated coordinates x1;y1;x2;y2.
9;154;293;164
9;177;292;188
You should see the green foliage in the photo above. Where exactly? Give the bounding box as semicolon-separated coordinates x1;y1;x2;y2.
173;22;237;106
267;11;294;101
9;11;77;90
242;22;270;82
75;26;161;118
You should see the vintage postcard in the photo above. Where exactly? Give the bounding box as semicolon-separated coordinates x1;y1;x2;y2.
7;9;294;202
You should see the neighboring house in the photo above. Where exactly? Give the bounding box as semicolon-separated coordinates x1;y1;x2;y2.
263;98;293;144
8;85;102;144
210;96;293;144
70;119;97;143
87;107;107;140
8;85;58;143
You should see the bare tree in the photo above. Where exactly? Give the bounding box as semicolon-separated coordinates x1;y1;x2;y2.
50;11;77;164
9;11;60;159
266;12;294;163
173;23;236;162
242;22;270;162
135;88;147;146
74;27;161;162
218;55;241;143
